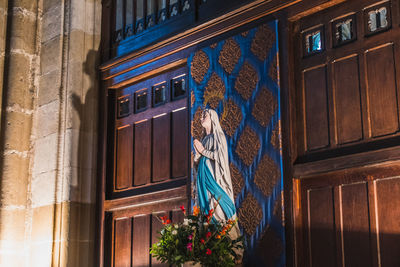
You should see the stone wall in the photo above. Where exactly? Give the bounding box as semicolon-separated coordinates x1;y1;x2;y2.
0;0;101;266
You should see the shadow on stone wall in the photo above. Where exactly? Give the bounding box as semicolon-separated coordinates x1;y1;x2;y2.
69;49;99;266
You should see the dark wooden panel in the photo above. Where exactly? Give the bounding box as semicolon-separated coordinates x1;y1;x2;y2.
375;177;400;267
332;55;363;144
132;215;150;267
172;108;188;178
116;125;133;190
303;65;330;151
365;44;399;137
152;113;171;182
340;182;372;267
151;212;168;267
172;208;185;224
134;120;151;186
307;187;336;267
114;217;132;267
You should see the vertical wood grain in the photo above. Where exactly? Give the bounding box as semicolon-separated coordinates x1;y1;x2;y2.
307;187;336;267
134;120;151;186
132;215;150;267
332;55;363;145
303;65;330;151
365;43;399;137
375;177;400;267
340;182;372;267
116;125;133;190
114;217;132;267
172;108;188;178
152;113;171;182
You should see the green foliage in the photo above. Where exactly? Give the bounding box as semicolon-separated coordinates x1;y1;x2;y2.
150;208;243;267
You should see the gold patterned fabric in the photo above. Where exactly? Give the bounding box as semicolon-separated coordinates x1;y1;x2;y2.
234;62;258;100
219;38;241;74
220;99;242;137
229;162;245;200
203;72;225;109
191;107;204;141
252;86;277;127
189;21;284;262
237;194;263;236
254;155;280;197
235;126;260;166
190;50;210;84
251;24;276;61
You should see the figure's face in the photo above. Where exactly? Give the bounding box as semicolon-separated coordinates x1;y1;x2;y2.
201;111;211;129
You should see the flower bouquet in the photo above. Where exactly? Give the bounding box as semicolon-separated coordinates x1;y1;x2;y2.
150;205;243;267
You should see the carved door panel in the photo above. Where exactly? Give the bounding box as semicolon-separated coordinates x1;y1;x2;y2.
294;163;400;267
292;0;400;163
102;65;189;267
291;0;400;266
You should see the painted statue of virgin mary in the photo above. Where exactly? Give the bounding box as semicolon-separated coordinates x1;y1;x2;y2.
193;109;239;235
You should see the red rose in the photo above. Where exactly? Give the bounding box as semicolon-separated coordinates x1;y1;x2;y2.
206;248;212;255
206;232;211;238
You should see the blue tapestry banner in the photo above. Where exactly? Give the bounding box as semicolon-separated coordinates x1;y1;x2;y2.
188;20;285;266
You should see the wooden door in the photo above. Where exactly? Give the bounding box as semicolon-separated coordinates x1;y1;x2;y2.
290;0;400;266
101;64;190;267
294;163;400;267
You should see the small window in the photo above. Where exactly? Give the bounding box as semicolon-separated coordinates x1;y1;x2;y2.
152;82;167;107
135;88;148;113
118;95;132;118
364;1;391;36
171;74;187;100
332;14;356;47
302;25;324;57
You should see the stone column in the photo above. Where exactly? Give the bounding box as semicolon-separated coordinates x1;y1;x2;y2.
30;0;102;266
0;0;101;266
0;0;40;266
0;0;7;130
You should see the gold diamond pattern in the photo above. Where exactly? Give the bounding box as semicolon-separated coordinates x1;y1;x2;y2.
234;62;258;100
230;162;244;199
191;50;210;84
218;38;241;74
238;194;263;236
220;99;242;137
252;86;277;127
251;24;275;61
191;107;204;141
254;154;280;197
203;72;225;109
235;126;260;166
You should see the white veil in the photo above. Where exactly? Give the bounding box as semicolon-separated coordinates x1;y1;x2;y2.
207;109;235;203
